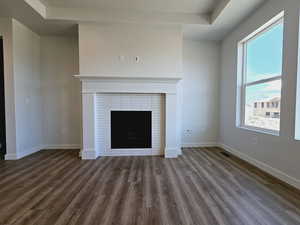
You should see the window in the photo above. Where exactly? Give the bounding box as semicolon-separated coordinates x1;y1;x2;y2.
238;12;284;134
273;112;280;118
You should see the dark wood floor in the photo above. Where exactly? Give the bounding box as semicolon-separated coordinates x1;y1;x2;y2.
0;148;300;225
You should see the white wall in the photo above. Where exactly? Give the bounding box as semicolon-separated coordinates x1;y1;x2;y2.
41;36;81;149
11;19;43;158
0;18;16;157
182;40;220;146
79;23;183;78
220;0;300;188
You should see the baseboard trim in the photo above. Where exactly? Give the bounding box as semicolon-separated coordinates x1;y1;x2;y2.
165;147;180;158
5;144;81;160
81;149;98;160
5;153;19;160
5;145;44;160
42;144;81;150
178;147;183;155
182;142;218;148
218;143;300;190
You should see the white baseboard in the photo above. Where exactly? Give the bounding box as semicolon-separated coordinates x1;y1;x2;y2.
5;153;19;160
81;148;98;160
218;143;300;190
182;142;218;148
5;144;81;160
5;145;44;160
165;147;180;158
178;147;183;155
42;144;81;150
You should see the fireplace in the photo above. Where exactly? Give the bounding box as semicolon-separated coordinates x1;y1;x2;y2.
111;111;152;149
75;75;181;159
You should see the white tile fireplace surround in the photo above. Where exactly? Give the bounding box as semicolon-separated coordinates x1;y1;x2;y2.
75;75;182;160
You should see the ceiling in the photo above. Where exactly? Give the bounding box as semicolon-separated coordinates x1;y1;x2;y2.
0;0;266;41
184;0;265;40
0;0;77;36
41;0;220;14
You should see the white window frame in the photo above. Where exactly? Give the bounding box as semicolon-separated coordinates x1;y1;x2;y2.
237;13;284;136
295;10;300;140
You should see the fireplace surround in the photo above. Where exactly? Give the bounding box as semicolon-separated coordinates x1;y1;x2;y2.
75;75;182;159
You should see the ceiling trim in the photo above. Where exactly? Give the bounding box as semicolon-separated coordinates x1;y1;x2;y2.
24;0;47;18
46;7;210;25
24;0;233;25
211;0;231;23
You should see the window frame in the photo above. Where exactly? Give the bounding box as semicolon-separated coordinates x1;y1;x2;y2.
238;14;284;136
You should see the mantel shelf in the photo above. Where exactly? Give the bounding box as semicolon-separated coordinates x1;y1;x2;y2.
73;74;182;83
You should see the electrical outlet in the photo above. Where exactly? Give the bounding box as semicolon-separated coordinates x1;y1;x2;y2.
185;129;192;136
118;55;125;61
135;56;140;63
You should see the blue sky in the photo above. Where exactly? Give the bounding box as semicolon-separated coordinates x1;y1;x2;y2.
245;21;284;105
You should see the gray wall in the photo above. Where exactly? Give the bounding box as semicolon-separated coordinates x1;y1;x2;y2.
39;38;221;151
0;19;81;158
12;19;43;158
219;0;300;188
182;40;220;146
0;18;16;157
79;23;183;78
41;36;81;148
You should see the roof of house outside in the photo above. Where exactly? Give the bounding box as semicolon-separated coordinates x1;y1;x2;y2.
254;97;280;103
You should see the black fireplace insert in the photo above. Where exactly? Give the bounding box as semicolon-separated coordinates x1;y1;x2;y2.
111;111;152;149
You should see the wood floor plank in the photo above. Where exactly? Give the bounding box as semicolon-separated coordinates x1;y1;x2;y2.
0;148;300;225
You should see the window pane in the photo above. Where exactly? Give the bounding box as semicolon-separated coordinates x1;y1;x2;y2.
246;22;284;83
245;80;281;131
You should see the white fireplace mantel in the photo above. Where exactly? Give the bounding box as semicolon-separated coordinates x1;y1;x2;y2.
74;74;182;94
74;74;182;160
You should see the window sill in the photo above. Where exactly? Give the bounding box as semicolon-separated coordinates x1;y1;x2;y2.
238;125;280;136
